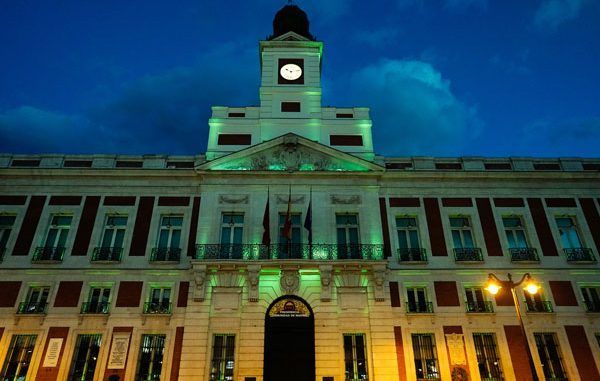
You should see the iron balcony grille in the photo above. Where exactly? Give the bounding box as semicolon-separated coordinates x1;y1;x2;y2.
564;248;596;263
406;301;434;313
150;247;181;262
32;246;65;262
91;247;123;262
80;302;110;314
465;300;494;313
195;243;385;261
143;302;172;314
525;300;553;313
509;247;539;262
17;301;47;314
453;248;483;262
584;301;600;313
398;248;427;262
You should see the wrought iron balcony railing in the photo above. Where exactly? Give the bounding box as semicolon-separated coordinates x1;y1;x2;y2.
453;248;483;262
525;300;553;313
195;243;385;261
584;301;600;313
81;301;110;314
564;248;596;263
398;248;427;262
150;247;181;262
509;247;539;262
32;246;65;262
405;301;434;313
91;247;123;262
17;301;47;314
465;300;494;313
143;302;172;314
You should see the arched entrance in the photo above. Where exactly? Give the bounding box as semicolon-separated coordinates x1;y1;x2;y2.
263;295;315;381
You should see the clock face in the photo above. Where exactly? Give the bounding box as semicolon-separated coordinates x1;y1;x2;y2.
280;64;303;81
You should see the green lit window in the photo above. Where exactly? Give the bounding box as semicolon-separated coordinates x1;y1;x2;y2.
503;216;528;249
472;333;503;380
411;334;440;381
336;214;360;259
135;334;166;381
100;215;127;250
534;333;567;380
465;287;490;313
20;286;49;314
555;217;583;249
406;287;430;313
157;215;183;250
83;287;111;314
44;214;72;249
278;213;302;258
450;217;475;249
396;217;420;249
146;287;172;314
581;287;600;312
68;334;102;381
220;214;244;259
210;334;235;381
0;334;37;380
343;334;368;381
0;215;16;254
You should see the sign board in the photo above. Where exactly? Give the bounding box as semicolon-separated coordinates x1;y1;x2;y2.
42;338;63;367
268;298;311;318
107;333;131;369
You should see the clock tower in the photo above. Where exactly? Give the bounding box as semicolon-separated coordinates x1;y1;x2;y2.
206;4;375;162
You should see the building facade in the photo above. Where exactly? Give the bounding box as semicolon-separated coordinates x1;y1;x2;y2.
1;4;600;381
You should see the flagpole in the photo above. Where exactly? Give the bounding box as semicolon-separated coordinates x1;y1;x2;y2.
287;184;292;258
308;186;312;258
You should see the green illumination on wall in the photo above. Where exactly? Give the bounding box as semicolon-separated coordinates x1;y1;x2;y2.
268;164;286;171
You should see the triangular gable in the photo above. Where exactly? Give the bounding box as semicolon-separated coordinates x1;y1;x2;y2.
197;133;384;173
270;31;311;42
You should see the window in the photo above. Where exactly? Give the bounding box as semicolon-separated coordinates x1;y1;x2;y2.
153;215;183;261
450;217;482;261
581;287;600;312
95;215;127;261
336;214;360;259
411;334;440;381
503;217;528;249
596;333;600;348
0;215;16;257
396;217;424;261
220;213;244;259
278;213;302;259
135;334;166;381
0;334;37;380
555;217;583;249
465;287;492;313
343;334;368;381
36;214;72;260
18;286;50;314
534;333;567;380
145;287;172;314
210;334;235;381
82;287;111;314
68;334;102;381
281;101;301;112
472;333;503;381
406;287;432;313
524;292;552;313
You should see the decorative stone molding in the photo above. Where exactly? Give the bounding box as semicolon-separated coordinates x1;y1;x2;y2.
338;271;362;288
445;333;467;366
218;194;249;204
216;271;242;288
192;264;207;301
247;265;260;302
280;269;300;294
319;265;333;301
371;264;387;302
276;195;305;204
331;195;361;205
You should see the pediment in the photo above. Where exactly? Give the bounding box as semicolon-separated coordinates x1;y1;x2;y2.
197;134;383;173
270;31;310;42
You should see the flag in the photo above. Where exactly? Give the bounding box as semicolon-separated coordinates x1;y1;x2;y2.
282;187;292;240
262;192;270;245
304;190;312;244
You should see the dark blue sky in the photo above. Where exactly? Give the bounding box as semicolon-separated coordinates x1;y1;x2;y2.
1;0;599;157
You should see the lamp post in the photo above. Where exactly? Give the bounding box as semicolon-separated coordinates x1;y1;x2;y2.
485;272;541;381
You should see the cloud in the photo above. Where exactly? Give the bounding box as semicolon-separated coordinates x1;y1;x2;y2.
534;0;589;30
353;27;401;48
335;59;482;156
519;117;600;156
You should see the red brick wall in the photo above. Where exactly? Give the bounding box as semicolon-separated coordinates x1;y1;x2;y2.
527;198;558;256
503;325;534;381
115;281;143;307
434;281;460;306
12;196;46;255
549;281;578;306
476;198;503;256
394;327;407;380
177;282;189;308
53;281;83;307
129;197;154;256
389;282;401;307
71;196;100;256
564;325;600;380
0;281;21;307
170;327;185;381
424;198;447;256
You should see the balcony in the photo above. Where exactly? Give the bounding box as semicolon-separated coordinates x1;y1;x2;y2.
194;243;385;261
564;248;596;263
509;248;539;262
398;248;427;263
91;247;123;262
17;301;47;314
143;301;172;315
405;301;434;313
453;248;483;262
80;302;110;314
465;300;494;313
525;300;553;313
584;301;600;313
150;247;181;263
32;246;65;262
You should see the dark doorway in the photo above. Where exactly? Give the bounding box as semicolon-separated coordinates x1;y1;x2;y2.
264;295;315;381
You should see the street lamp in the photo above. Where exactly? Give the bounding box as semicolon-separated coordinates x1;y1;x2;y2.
485;273;541;381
